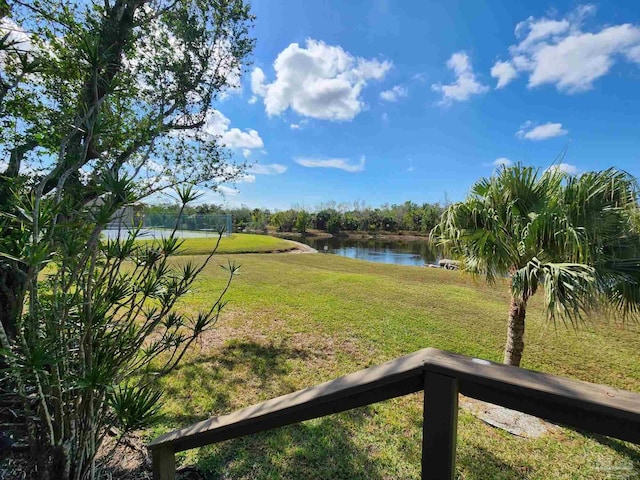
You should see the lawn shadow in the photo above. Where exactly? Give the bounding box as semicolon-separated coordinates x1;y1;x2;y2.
456;444;533;479
193;407;390;480
582;432;640;475
161;339;311;427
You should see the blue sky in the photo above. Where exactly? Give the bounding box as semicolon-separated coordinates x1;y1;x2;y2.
200;1;640;210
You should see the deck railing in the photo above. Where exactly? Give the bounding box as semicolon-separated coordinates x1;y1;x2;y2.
148;348;640;480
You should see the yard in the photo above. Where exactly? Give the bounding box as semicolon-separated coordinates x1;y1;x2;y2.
148;239;640;479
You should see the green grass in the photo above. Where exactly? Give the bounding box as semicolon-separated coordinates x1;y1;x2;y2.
155;253;640;479
143;233;299;255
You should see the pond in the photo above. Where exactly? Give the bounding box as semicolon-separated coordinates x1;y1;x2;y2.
292;235;442;267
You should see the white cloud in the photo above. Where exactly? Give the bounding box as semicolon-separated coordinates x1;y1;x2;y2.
491;6;640;93
490;61;518;89
517;121;568;140
202;110;264;150
380;84;408;102
547;163;578;175
217;185;240;196
431;52;488;104
242;149;251;159
493;157;513;167
247;163;288;175
294;155;365;173
250;67;267;96
0;19;33;53
290;123;302;130
250;39;392;121
627;45;640;63
248;96;257;104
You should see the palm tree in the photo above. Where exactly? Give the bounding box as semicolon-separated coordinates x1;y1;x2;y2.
433;164;640;366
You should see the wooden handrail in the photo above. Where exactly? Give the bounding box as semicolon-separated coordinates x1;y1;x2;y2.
148;348;640;479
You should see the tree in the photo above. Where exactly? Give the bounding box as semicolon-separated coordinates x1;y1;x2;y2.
295;209;311;234
271;209;296;232
0;1;254;477
0;0;254;343
433;164;640;366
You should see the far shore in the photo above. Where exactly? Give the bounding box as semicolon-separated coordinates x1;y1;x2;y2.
268;228;430;242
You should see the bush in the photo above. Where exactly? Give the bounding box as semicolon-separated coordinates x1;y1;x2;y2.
271;210;297;232
295;210;312;234
0;181;237;479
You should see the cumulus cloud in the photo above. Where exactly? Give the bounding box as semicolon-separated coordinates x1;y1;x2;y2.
250;39;392;121
380;84;408;102
547;163;578;175
431;52;488;104
290;123;302;130
493;157;513;167
491;5;640;93
0;19;32;52
247;163;288;175
294;155;365;173
202;110;264;150
517;121;568;140
490;61;518;89
217;185;240;196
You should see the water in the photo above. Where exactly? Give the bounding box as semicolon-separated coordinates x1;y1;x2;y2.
293;235;442;267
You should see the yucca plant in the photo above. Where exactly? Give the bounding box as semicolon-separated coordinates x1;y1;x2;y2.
433;164;640;366
0;176;238;480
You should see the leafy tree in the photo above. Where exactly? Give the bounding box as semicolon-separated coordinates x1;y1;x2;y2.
0;0;255;337
294;209;311;234
312;209;335;231
0;1;254;477
271;209;296;232
326;215;341;234
433;164;640;366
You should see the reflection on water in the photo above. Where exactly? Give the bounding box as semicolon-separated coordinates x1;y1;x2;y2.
293;236;442;267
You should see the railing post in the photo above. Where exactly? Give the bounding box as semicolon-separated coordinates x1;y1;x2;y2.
422;371;459;480
152;446;176;480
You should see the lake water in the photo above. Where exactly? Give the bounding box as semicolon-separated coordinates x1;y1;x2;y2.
293;236;441;267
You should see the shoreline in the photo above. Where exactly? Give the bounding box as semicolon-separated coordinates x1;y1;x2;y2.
269;230;430;242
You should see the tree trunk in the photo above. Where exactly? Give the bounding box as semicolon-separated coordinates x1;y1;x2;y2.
0;261;27;341
503;295;527;367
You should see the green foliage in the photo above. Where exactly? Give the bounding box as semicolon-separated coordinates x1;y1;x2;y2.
326;215;341;234
433;164;640;362
143;203;271;233
262;202;445;234
0;1;254;477
271;210;297;233
295;210;311;234
0;179;238;479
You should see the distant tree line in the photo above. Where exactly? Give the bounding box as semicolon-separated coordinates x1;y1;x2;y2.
143;201;444;234
144;203;271;233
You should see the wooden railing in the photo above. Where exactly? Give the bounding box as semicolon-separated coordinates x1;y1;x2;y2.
148;348;640;480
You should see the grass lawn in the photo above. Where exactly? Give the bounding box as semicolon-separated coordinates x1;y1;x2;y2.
142;233;299;255
153;253;640;479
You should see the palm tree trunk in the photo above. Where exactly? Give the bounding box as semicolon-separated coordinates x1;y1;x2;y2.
503;295;527;367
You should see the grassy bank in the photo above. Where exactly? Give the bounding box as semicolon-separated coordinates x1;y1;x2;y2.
155;253;640;479
143;233;299;255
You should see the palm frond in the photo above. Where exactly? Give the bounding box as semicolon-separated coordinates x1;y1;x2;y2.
435;163;640;325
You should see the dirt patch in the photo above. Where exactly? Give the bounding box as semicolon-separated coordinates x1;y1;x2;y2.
283;240;317;254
